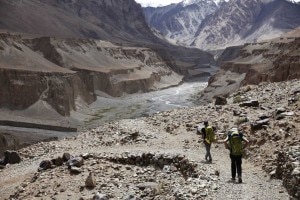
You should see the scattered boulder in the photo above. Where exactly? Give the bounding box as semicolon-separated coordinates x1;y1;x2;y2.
3;150;21;164
239;100;259;107
136;182;159;191
82;153;92;160
275;111;294;120
281;111;295;117
52;157;64;166
251;119;269;130
70;166;82;174
67;157;84;168
93;193;108;200
130;131;139;140
293;89;300;95
258;114;269;120
62;153;71;162
39;160;52;170
275;107;286;115
215;96;227;105
233;110;241;116
215;170;220;177
85;172;96;188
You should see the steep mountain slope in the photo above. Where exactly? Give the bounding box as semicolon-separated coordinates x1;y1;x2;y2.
192;0;300;50
0;0;215;75
144;0;300;50
143;0;218;46
0;0;153;44
197;28;300;103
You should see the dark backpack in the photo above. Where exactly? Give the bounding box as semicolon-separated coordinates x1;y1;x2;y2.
229;130;243;156
197;126;206;138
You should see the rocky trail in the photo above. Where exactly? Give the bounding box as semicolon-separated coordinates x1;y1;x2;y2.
0;80;299;199
212;149;288;200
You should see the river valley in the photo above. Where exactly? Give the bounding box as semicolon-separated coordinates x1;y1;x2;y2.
74;79;208;129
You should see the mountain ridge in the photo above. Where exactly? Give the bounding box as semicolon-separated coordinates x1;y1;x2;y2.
144;0;300;50
0;0;216;76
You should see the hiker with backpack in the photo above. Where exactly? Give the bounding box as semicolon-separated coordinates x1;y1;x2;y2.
224;127;249;183
200;121;216;163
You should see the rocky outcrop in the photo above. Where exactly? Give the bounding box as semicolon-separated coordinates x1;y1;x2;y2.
216;45;243;66
275;146;300;198
0;134;19;157
0;69;94;116
196;29;300;104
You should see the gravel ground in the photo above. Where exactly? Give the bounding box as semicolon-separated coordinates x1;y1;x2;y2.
1;79;299;199
0;118;290;200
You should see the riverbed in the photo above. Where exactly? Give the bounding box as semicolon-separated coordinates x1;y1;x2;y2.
73;80;208;129
0;79;207;155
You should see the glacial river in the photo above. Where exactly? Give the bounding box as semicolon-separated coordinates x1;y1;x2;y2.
77;79;208;129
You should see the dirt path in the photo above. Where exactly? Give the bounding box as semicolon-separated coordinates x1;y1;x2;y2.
0;118;291;199
211;147;289;200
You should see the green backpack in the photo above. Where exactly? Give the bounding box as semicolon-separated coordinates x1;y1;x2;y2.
205;126;216;144
229;130;243;156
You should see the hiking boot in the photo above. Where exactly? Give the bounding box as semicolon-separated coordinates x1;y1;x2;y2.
238;177;242;183
231;177;235;182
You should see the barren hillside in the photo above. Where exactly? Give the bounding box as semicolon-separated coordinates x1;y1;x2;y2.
197;28;300;103
0;0;216;75
0;32;182;121
0;78;299;199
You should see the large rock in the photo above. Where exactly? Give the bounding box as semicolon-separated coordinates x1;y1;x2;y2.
215;96;227;105
85;172;96;188
52;157;64;166
62;153;71;162
67;157;84;168
251;119;269;130
70;166;82;174
39;160;52;170
4;150;21;164
239;100;259;107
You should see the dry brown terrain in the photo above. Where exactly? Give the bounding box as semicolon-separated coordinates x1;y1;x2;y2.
0;32;182;117
197;29;300;104
0;79;299;199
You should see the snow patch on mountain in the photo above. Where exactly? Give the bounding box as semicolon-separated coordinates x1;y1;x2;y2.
143;0;218;46
145;0;300;50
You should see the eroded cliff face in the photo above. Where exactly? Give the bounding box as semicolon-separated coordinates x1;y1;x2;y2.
197;29;300;103
0;70;96;116
0;33;182;116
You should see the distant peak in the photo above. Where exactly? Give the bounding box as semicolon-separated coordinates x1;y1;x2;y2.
182;0;228;6
183;0;206;4
287;0;300;4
